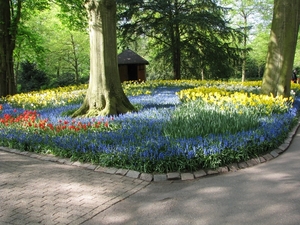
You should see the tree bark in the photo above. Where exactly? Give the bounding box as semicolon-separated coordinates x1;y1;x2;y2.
261;0;300;97
241;11;247;82
72;0;135;117
169;0;181;80
0;0;17;97
69;33;80;84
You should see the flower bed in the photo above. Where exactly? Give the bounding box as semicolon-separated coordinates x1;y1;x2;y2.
0;80;299;173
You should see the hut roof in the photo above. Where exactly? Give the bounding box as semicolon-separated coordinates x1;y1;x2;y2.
118;49;149;65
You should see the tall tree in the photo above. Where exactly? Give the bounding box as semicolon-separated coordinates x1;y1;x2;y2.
72;0;135;117
220;0;273;82
0;0;49;97
261;0;300;97
14;4;90;86
118;0;241;80
0;0;20;97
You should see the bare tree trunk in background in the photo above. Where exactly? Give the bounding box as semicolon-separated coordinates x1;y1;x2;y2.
261;0;300;97
69;34;80;84
241;12;248;82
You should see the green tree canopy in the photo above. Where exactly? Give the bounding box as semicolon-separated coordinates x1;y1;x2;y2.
117;0;243;80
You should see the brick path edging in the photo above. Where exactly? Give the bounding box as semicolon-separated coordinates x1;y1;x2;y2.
1;121;299;182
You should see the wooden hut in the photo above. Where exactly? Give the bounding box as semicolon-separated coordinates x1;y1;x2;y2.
118;49;149;82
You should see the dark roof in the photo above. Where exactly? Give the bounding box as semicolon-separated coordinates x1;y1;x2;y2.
118;49;149;65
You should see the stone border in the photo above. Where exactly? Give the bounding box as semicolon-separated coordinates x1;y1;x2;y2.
1;121;299;182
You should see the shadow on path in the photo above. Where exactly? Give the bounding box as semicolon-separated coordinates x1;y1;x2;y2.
1;126;300;225
83;133;300;225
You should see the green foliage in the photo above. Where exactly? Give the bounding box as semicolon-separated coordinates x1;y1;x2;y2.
54;0;87;31
49;73;89;88
163;99;260;139
18;61;49;93
117;0;242;80
14;3;90;90
247;28;270;78
293;32;300;68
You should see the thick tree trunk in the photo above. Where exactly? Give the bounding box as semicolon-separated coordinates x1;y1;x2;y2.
72;0;135;117
261;0;300;97
0;0;17;97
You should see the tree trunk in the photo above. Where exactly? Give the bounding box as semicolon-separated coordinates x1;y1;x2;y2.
172;33;181;80
0;0;17;97
241;12;247;82
72;0;135;117
169;0;181;80
261;0;300;97
70;34;80;84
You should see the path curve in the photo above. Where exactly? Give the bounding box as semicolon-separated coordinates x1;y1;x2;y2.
1;122;300;224
0;150;149;225
84;124;300;225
